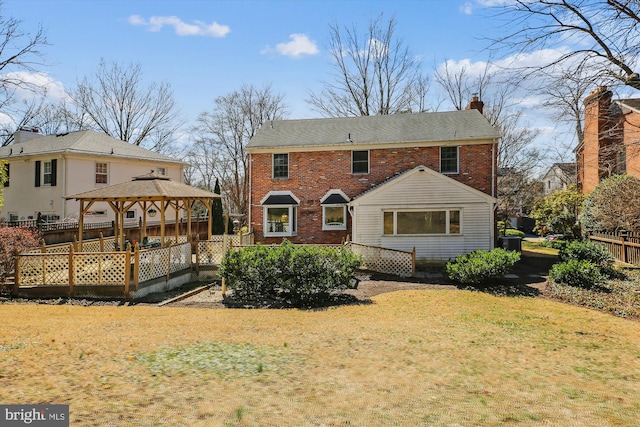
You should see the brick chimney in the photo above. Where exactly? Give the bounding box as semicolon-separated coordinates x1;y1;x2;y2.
466;94;484;114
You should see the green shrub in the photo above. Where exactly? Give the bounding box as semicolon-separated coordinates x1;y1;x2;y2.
498;228;525;238
497;221;515;230
220;240;361;307
550;260;605;289
559;240;614;273
445;248;521;285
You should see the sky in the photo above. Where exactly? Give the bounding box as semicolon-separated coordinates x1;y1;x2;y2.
3;0;580;163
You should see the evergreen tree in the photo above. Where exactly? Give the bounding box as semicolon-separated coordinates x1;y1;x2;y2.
211;178;225;235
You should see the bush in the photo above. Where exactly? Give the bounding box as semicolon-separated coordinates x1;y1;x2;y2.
445;248;521;285
550;260;605;289
220;240;361;307
559;240;614;273
0;227;41;292
499;228;525;238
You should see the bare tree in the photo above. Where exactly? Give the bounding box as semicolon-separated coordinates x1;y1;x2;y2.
0;1;48;144
434;60;543;228
308;14;427;117
537;62;602;162
70;60;182;152
489;0;640;89
192;84;287;215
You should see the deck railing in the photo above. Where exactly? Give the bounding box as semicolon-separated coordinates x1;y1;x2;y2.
13;233;413;298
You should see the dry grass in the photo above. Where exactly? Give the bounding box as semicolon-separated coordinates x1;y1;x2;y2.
2;291;640;426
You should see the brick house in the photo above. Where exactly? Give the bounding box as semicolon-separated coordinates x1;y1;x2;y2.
577;86;640;194
246;104;500;260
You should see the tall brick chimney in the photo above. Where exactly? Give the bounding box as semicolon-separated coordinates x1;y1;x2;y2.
466;94;484;114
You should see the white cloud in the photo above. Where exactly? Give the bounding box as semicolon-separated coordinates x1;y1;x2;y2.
128;15;230;38
460;2;474;15
3;72;68;102
261;34;319;58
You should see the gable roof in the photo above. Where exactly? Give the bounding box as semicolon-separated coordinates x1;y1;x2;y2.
65;172;218;201
349;165;497;205
541;162;576;180
247;110;499;151
0;130;183;164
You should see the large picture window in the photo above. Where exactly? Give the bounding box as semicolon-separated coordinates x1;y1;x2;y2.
440;146;459;174
383;210;461;235
261;191;299;237
273;153;289;179
352;150;369;174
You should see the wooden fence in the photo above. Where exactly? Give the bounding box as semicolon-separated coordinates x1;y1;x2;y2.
588;231;640;266
12;234;413;298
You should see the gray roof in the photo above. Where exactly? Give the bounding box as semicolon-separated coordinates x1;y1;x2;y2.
66;172;219;201
247;110;500;150
616;98;640;114
0;130;182;164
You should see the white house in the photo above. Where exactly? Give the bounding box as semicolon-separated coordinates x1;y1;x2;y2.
0;129;184;224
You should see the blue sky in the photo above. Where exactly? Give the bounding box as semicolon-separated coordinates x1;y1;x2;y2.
4;0;577;161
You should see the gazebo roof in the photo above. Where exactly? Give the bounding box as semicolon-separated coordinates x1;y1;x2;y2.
65;172;220;201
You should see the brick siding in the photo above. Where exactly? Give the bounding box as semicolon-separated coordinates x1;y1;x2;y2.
250;144;495;244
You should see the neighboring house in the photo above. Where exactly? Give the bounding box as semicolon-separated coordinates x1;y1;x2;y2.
246;102;501;261
541;162;576;196
577;86;640;194
0;129;184;224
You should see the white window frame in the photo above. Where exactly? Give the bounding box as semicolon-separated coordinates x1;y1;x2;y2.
352;150;369;174
95;162;108;185
156;167;166;176
43;161;52;186
260;191;300;237
440;146;459;174
263;205;297;237
320;189;349;231
322;205;347;230
383;209;462;236
273;153;289;179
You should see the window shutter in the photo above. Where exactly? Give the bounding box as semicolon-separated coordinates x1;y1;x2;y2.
35;160;41;187
51;159;57;186
3;163;8;187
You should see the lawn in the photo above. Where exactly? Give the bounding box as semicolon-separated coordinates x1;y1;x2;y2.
1;290;640;426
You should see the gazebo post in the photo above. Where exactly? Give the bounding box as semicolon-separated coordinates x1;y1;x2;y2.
142;201;148;242
207;200;213;240
160;201;166;247
78;200;85;251
174;203;179;243
186;200;193;241
119;203;126;251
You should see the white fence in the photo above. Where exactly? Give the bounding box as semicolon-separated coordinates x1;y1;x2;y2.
347;242;415;278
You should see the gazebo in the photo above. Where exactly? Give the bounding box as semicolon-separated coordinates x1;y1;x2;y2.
65;172;221;250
